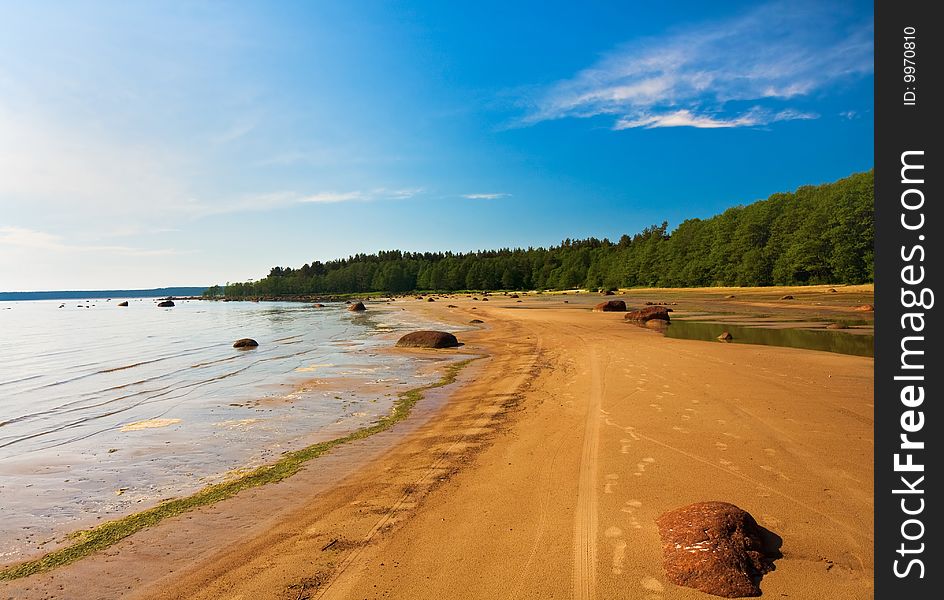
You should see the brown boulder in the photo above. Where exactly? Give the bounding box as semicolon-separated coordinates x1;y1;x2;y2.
117;301;129;307
395;331;459;349
348;302;366;312
625;306;672;322
645;319;669;330
717;331;733;341
470;319;484;324
780;295;794;300
510;294;520;298
656;501;778;597
233;338;259;349
312;303;325;308
603;290;615;296
593;300;627;312
827;288;838;293
854;304;874;312
157;300;175;307
427;297;435;302
826;323;849;330
724;295;736;299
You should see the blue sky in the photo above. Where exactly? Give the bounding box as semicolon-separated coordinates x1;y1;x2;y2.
0;1;873;290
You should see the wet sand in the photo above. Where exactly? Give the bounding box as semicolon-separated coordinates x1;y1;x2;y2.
2;286;874;599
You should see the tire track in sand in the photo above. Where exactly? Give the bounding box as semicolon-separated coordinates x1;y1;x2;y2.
573;347;605;600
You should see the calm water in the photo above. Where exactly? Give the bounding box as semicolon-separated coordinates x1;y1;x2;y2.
0;298;460;561
663;320;874;357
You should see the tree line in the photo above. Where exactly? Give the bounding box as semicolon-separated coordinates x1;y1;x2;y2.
206;170;873;298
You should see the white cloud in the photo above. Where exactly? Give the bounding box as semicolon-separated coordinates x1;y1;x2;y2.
462;193;511;200
522;2;872;130
615;108;818;130
0;226;179;257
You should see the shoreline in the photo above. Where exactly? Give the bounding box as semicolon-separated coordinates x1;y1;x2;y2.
0;350;477;581
1;287;874;599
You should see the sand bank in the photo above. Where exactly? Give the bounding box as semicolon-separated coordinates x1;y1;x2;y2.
2;288;874;599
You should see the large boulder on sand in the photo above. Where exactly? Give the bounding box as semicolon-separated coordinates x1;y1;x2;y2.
625;306;671;322
157;300;175;307
117;301;129;307
233;338;259;349
717;331;733;341
348;302;366;312
395;331;459;349
656;502;778;597
594;300;627;312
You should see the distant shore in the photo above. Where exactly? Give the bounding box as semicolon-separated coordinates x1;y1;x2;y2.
1;285;874;599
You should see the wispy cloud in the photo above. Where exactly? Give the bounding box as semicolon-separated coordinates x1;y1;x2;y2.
0;226;179;257
522;2;872;130
462;193;511;200
615;108;818;130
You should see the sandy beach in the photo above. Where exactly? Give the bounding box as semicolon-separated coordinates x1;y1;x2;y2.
1;287;874;600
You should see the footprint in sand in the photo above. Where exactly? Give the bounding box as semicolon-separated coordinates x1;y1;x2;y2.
760;465;791;481
684;407;696;413
649;403;662;412
671;426;690;434
611;538;627;574
763;448;777;456
680;414;691;421
691;399;700;404
716;419;727;425
620;439;633;454
621;499;643;514
605;526;627;575
634;457;655;476
604;473;619;494
640;575;665;598
719;458;739;471
715;441;728;451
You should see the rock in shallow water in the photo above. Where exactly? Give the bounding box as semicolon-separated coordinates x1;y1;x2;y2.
395;331;459;349
233;338;259;349
656;501;779;598
157;300;175;307
625;306;672;322
347;301;366;312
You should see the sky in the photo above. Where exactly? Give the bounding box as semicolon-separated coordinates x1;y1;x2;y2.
0;0;874;291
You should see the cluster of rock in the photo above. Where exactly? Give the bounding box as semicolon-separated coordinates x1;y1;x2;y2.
656;501;777;597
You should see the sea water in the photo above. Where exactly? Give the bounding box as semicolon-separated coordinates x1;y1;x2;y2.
0;298;461;562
